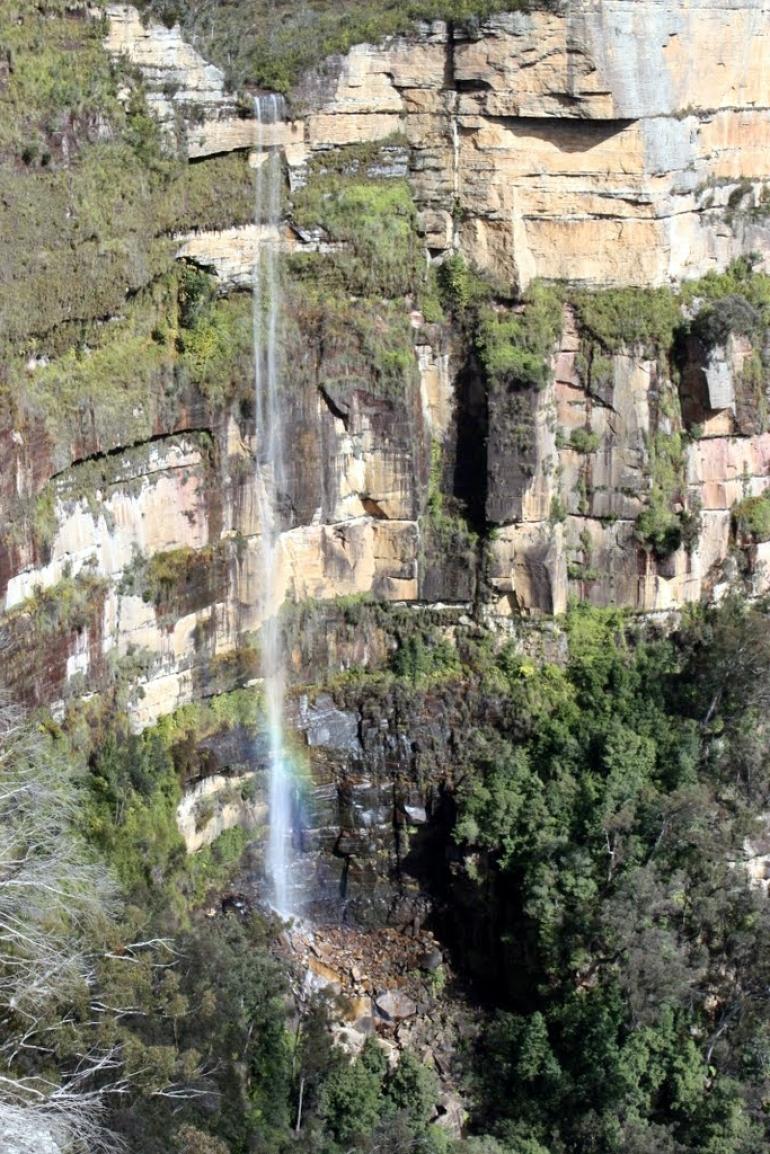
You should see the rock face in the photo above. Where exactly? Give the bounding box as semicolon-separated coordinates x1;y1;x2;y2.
4;1;770;714
285;2;770;290
0;1116;63;1154
176;771;266;852
114;1;770;288
486;307;770;616
104;3;250;155
4;4;770;921
375;990;418;1021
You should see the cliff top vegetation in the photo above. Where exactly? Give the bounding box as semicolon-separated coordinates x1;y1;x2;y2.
134;0;556;92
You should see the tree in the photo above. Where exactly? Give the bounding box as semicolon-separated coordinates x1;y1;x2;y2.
318;1041;386;1145
385;1051;439;1129
0;698;117;1151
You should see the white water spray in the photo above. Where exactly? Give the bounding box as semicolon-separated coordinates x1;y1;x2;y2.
252;94;295;916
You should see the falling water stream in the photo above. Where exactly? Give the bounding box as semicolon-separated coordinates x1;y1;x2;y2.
252;94;296;916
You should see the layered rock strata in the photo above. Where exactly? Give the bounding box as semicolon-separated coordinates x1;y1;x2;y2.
5;1;770;719
108;2;770;287
4;4;770;886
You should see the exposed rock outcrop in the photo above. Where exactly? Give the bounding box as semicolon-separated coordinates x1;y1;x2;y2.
112;3;770;289
4;5;770;886
3;1;770;722
177;771;266;852
197;4;770;287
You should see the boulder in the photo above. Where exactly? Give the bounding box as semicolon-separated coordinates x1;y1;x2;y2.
375;989;418;1021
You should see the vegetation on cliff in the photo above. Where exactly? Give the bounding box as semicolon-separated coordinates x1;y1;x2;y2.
477;285;564;392
0;675;458;1153
6;594;770;1154
733;491;770;543
283;146;430;422
133;0;552;94
5;6;770;1154
0;4;253;369
293;170;422;298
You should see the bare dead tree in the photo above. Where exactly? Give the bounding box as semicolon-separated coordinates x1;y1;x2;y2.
0;697;121;1152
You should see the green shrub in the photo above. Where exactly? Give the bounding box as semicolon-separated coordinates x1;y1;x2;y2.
573;286;679;353
451;597;770;1152
319;1048;385;1143
7;570;107;636
292;175;421;297
391;631;462;684
0;5;124;160
570;262;770;367
120;545;226;618
690;293;763;349
186;827;249;904
0;143;175;355
635;432;690;558
419;267;446;323
733;491;770;541
158;151;256;233
680;255;770;312
179;290;253;402
569;428;601;455
635;498;683;558
385;1051;440;1125
12;266;251;449
436;253;494;317
84;728;186;901
0;7;258;373
550;495;567;524
477;283;563;390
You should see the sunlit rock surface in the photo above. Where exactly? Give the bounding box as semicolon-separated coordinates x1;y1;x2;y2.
4;2;770;719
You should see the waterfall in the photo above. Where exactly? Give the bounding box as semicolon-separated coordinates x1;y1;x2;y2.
450;92;461;251
252;94;295;916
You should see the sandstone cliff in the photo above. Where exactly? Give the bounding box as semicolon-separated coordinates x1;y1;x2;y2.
2;2;770;907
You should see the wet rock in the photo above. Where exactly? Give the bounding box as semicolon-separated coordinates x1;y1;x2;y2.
299;693;361;753
220;892;251;916
334;828;374;857
388;893;431;934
